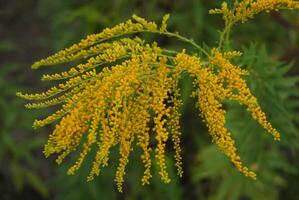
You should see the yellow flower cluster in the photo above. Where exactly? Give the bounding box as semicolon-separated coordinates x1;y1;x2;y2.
18;14;281;192
210;49;280;141
198;49;280;178
31;15;159;69
210;0;299;24
174;50;280;179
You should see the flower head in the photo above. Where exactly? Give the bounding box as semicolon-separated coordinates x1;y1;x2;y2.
210;0;299;24
18;14;280;192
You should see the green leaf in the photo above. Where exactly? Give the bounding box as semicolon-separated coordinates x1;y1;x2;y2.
25;168;49;198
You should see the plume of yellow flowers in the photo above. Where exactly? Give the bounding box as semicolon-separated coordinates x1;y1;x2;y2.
210;0;299;24
17;2;296;191
210;0;299;48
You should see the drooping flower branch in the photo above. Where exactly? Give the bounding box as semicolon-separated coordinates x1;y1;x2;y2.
17;1;298;192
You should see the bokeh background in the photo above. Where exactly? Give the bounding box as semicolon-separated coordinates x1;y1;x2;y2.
1;0;299;199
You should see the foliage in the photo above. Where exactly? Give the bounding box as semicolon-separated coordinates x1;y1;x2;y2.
0;41;49;198
192;44;299;200
1;0;299;199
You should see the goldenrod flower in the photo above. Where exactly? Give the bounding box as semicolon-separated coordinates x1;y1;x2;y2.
18;14;281;192
210;0;299;25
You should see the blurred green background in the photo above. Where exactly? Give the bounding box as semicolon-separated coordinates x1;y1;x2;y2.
1;0;299;199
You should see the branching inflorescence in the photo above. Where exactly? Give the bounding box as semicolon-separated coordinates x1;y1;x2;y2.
17;0;299;192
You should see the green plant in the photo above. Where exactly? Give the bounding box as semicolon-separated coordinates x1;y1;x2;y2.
192;44;299;200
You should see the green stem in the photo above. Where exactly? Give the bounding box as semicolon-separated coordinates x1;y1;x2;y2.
91;30;210;57
218;22;232;50
158;31;210;57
